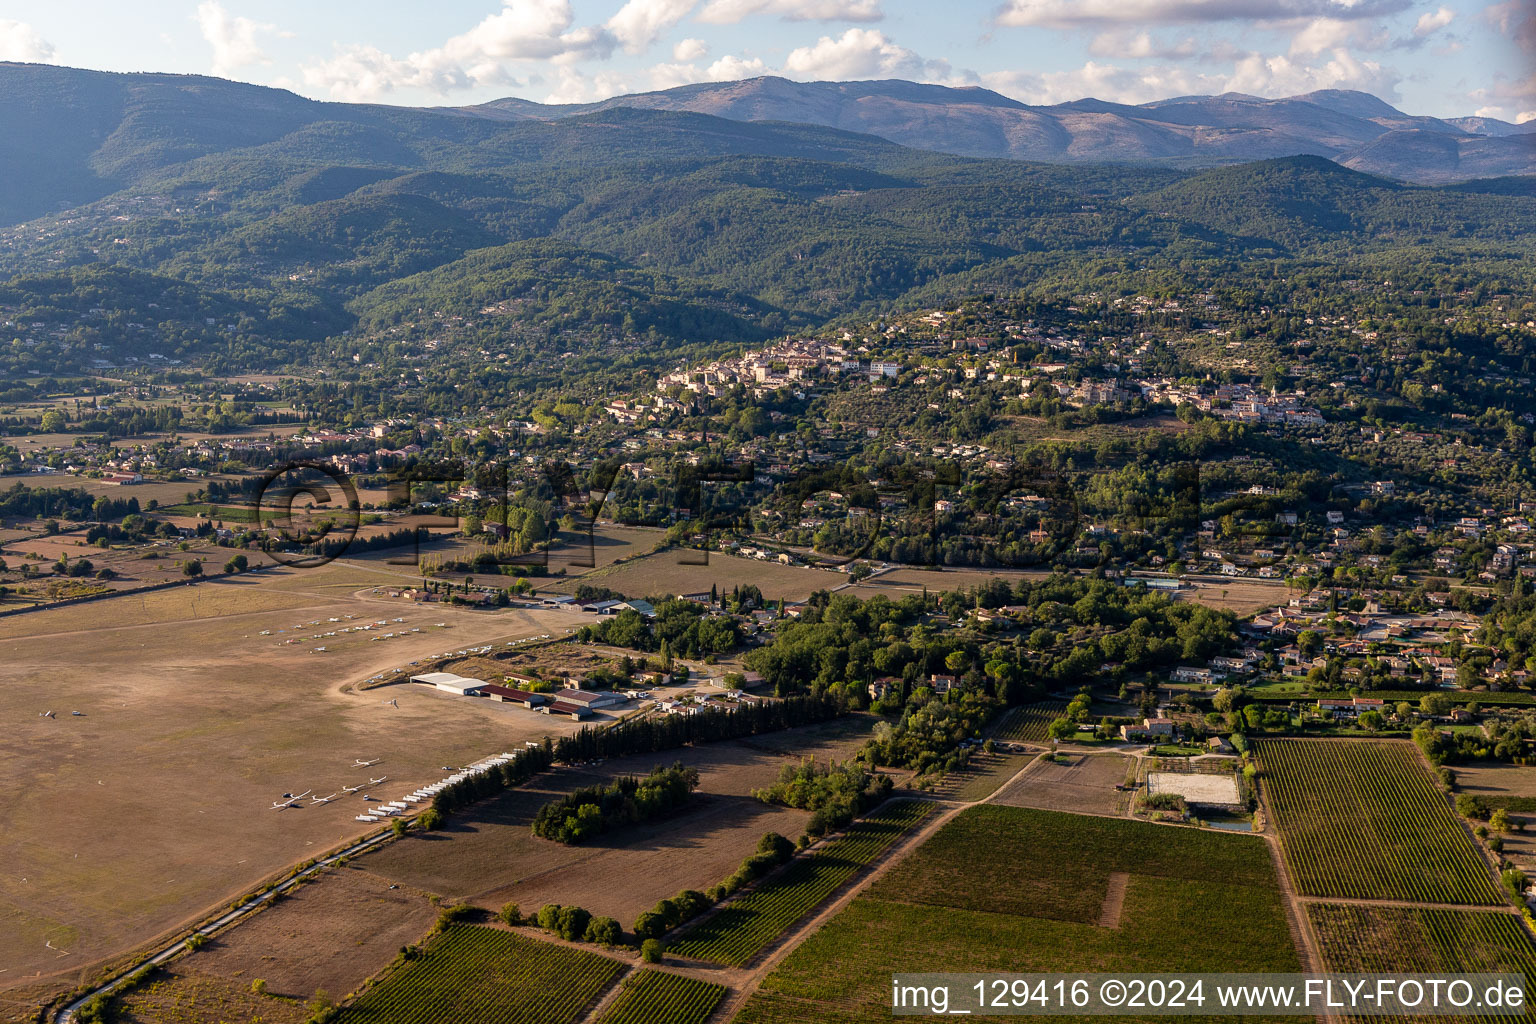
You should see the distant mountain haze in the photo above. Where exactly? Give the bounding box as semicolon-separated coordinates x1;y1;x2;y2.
462;77;1534;183
1;63;1531;229
1;60;1532;378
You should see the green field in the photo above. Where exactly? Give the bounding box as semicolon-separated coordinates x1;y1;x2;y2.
1257;739;1502;905
160;503;265;523
667;799;934;967
734;805;1301;1024
593;970;725;1024
1308;904;1536;1024
993;702;1068;743
338;926;623;1024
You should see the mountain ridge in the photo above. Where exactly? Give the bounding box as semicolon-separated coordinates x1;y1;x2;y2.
461;75;1535;183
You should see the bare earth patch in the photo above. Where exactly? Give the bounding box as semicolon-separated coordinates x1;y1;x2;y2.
114;969;307;1024
1147;772;1241;806
356;717;878;925
181;865;439;1001
0;556;593;995
1098;872;1129;928
991;754;1132;816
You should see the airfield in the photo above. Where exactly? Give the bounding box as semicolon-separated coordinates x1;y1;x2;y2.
0;553;591;1001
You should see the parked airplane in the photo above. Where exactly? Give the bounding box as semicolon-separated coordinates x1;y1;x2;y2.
272;789;311;809
354;758;381;767
311;793;337;805
342;784;363;793
369;776;388;785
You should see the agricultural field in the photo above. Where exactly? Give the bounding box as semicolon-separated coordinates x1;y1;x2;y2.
355;716;877;924
593;970;725;1024
922;750;1029;801
667;799;935;967
338;925;622;1024
990;753;1132;816
112;968;307;1024
0;555;593;993
1308;904;1536;1023
1451;764;1536;868
1256;740;1502;904
543;548;842;601
992;702;1068;743
735;805;1301;1024
170;865;441;1002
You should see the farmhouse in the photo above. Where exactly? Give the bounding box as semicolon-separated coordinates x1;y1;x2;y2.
1120;717;1175;740
928;674;957;693
478;684;550;708
552;688;628;710
1317;696;1385;717
409;671;486;696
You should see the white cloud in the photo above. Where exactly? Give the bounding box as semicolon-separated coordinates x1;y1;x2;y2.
673;37;709;61
645;51;767;89
195;2;284;78
1087;29;1201;59
648;61;707;89
300;0;615;100
983;44;1400;106
984;61;1217;105
542;65;631;102
697;0;882;25
1518;109;1536;122
707;53;770;78
1288;17;1392;55
0;18;54;63
996;0;1406;29
783;27;954;80
1227;46;1400;96
1484;0;1536;52
607;0;696;54
1413;5;1455;34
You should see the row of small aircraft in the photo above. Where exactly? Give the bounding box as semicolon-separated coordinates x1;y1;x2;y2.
271;758;386;809
37;710;84;718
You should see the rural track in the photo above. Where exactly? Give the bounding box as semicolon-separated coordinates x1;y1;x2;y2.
693;798;972;1024
49;826;404;1024
1255;782;1330;1024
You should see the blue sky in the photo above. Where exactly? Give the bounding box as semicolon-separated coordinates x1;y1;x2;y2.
1;0;1533;120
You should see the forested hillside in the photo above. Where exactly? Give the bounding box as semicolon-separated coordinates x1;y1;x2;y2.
1;64;1534;378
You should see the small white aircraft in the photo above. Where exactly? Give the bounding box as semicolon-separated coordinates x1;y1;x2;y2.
369;776;388;785
354;758;381;768
343;784;363;794
311;793;337;805
272;788;311;809
383;699;399;708
39;710;55;719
